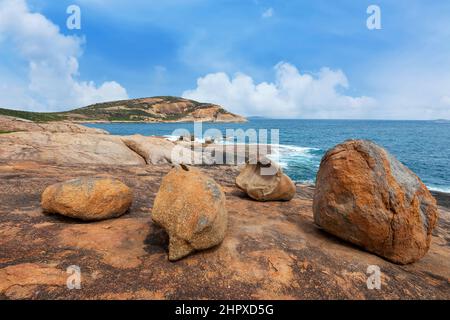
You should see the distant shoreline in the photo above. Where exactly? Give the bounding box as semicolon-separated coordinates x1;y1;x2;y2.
77;118;450;123
76;119;247;124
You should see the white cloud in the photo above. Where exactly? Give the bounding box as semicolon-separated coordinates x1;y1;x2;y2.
183;62;376;119
262;8;274;19
0;0;128;111
366;57;450;120
440;96;450;106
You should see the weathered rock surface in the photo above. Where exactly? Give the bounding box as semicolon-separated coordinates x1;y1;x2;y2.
236;160;296;201
123;136;215;166
122;135;176;164
152;165;228;261
313;140;439;265
0;132;145;165
0;115;107;134
41;177;133;221
0;161;449;299
204;144;271;166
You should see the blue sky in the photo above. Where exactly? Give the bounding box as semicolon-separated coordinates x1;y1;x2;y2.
0;0;449;119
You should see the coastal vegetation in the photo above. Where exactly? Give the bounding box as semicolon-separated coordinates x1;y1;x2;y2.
0;108;64;122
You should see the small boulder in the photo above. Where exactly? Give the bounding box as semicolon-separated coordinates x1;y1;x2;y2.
236;160;296;201
41;177;133;221
152;165;228;261
313;140;438;264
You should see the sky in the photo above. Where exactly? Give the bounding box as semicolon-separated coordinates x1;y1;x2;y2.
0;0;449;119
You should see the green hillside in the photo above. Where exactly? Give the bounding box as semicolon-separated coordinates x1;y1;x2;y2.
0;96;243;123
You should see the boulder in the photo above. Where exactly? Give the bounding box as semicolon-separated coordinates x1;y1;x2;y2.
152;165;228;261
236;160;296;201
313;140;438;264
41;177;133;221
178;134;194;142
121;135;176;164
121;134;215;165
204;144;270;166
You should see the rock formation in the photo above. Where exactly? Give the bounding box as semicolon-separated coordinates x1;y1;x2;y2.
41;177;133;221
313;140;438;264
0;96;247;123
236;160;296;201
0;115;107;134
1;161;449;299
121;135;176;164
0;132;146;165
152;165;228;261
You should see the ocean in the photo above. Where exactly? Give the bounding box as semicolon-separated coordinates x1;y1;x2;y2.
85;119;450;193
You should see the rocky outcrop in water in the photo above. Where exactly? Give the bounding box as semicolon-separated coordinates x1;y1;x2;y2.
41;177;133;221
152;165;228;261
313;140;438;264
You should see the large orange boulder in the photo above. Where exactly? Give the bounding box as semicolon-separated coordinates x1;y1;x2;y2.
236;160;296;201
41;177;133;221
152;165;228;261
313;140;438;264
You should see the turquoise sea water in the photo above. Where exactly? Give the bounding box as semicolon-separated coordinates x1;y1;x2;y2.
85;120;450;193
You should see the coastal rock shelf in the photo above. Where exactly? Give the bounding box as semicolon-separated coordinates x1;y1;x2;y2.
0;115;108;134
0;161;449;299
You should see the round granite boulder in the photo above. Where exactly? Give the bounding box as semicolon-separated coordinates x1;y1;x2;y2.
313;140;438;264
152;165;228;261
236;160;296;202
41;177;133;221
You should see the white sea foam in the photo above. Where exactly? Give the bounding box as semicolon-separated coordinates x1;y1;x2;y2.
269;144;321;170
161;135;450;192
164;135;179;141
428;186;450;193
163;134;207;143
164;134;321;167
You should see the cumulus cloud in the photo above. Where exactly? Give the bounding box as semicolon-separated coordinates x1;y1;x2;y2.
183;62;376;119
262;8;274;19
0;0;128;111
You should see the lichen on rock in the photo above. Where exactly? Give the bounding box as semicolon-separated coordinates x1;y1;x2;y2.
152;165;228;261
41;177;133;221
313;139;438;264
